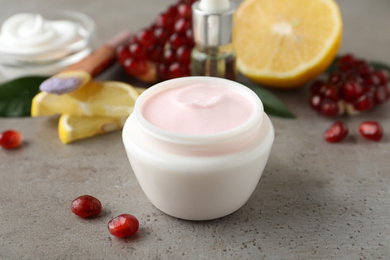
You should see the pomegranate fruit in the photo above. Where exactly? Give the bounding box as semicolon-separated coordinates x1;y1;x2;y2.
0;130;22;149
117;0;197;82
324;121;349;143
71;195;102;218
108;214;139;238
309;54;390;117
358;121;384;141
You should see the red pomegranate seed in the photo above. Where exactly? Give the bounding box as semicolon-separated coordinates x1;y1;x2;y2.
374;70;389;85
168;62;185;78
328;71;343;85
153;27;169;44
353;93;374;111
358;121;383;141
129;43;146;59
156;12;174;30
108;214;139;238
342;82;363;102
124;58;148;75
374;85;389;104
177;3;192;18
310;80;326;95
71;195;102;218
162;48;176;64
174;18;191;34
320;99;339;117
147;45;163;63
338;54;355;72
0;130;22;149
176;46;192;65
324;121;349;143
117;45;131;63
356;60;372;77
157;63;169;81
166;4;178;17
136;28;156;47
169;33;187;50
309;95;322;110
323;85;340;102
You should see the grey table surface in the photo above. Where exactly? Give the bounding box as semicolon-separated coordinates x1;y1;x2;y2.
1;0;390;259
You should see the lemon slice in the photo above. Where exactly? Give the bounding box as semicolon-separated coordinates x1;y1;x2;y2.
31;91;84;117
31;81;139;117
233;0;342;88
58;114;127;144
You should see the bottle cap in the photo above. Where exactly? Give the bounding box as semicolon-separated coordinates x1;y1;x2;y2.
192;1;236;47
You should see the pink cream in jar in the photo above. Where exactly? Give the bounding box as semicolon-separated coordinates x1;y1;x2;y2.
122;76;274;220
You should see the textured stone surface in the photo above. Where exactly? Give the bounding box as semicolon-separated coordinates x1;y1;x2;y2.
1;0;390;259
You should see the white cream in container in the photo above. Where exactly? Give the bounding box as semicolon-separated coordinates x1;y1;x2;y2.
0;9;95;79
122;76;274;221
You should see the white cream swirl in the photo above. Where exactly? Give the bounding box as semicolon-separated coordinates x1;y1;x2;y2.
0;13;79;55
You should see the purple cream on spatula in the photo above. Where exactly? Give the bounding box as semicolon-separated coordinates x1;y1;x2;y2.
40;77;82;94
39;30;132;94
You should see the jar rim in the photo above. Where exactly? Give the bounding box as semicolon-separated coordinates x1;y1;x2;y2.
133;76;264;146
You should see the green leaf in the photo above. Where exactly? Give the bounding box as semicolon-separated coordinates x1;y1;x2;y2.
0;76;48;117
326;56;339;74
240;80;295;119
370;61;390;73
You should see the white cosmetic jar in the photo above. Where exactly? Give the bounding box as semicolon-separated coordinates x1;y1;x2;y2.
122;76;274;221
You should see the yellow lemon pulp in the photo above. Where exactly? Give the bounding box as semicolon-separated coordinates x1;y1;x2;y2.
58;114;127;144
32;80;143;144
233;0;343;88
31;81;139;117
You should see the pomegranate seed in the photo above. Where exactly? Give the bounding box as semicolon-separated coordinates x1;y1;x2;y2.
356;60;372;77
176;46;192;65
323;85;340;101
358;121;383;141
185;29;194;42
338;54;355;72
174;18;191;34
129;42;146;59
374;70;389;85
338;54;355;66
117;45;131;63
310;80;326;95
136;28;156;47
154;27;169;44
0;130;22;149
324;122;349;143
157;63;170;81
166;4;178;17
156;12;174;30
177;3;192;18
309;95;322;110
162;48;176;64
374;85;389;104
124;58;148;76
169;33;187;49
108;214;139;238
319;99;339;117
147;45;163;63
353;93;374;111
71;195;102;218
328;72;343;85
341;82;363;102
168;62;185;78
